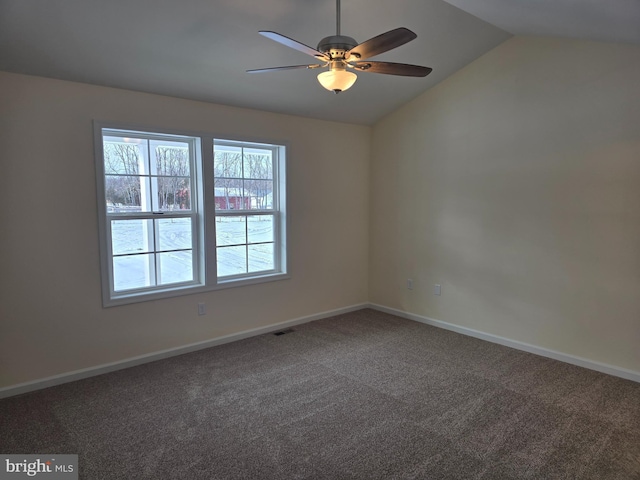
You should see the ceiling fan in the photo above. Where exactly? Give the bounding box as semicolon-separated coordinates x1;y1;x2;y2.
247;0;432;93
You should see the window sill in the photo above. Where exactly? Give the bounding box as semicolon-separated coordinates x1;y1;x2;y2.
103;272;290;308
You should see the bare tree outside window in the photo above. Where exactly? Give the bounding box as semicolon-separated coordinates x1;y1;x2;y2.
155;146;191;210
214;150;243;209
243;153;273;209
104;143;142;210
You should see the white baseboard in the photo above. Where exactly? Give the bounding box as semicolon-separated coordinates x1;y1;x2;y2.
0;303;368;399
3;302;637;399
369;303;640;384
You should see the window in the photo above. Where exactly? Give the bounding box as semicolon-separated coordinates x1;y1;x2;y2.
95;124;287;306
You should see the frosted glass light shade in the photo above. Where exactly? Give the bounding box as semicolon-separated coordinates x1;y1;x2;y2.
317;70;357;93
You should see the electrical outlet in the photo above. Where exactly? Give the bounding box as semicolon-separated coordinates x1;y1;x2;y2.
434;284;441;296
407;279;414;290
198;303;206;315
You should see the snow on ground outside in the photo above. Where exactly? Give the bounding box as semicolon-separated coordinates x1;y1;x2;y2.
112;217;273;291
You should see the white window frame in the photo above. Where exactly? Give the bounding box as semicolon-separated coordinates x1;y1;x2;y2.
94;122;288;307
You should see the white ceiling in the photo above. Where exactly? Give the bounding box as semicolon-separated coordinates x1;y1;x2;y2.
0;0;637;125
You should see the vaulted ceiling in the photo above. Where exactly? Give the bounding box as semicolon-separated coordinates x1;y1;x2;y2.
0;0;638;125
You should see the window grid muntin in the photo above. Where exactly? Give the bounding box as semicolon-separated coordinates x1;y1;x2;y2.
108;215;199;294
108;212;199;294
215;212;277;278
214;141;277;213
103;133;194;215
213;140;279;279
214;140;281;281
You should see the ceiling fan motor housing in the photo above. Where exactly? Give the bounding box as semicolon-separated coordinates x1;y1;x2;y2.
317;35;358;59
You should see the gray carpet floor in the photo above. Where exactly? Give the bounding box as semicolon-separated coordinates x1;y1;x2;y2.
1;309;639;479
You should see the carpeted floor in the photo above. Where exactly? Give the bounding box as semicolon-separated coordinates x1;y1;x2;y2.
1;309;639;479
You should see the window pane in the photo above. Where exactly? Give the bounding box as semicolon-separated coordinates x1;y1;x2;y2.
247;215;273;244
217;246;247;276
214;179;246;210
157;218;192;251
155;177;191;211
216;217;246;246
113;253;155;291
103;138;147;175
243;150;273;180
151;141;191;177
214;147;242;178
158;251;193;285
105;175;151;213
244;180;273;209
111;219;154;255
248;244;274;273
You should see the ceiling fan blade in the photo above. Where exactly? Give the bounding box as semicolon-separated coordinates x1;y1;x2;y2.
259;31;329;61
247;64;324;74
351;61;432;77
347;27;417;61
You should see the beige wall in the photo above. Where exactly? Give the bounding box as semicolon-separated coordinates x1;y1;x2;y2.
0;72;370;388
370;36;640;373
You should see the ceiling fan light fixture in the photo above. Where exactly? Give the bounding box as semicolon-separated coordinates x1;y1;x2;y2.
317;69;357;93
